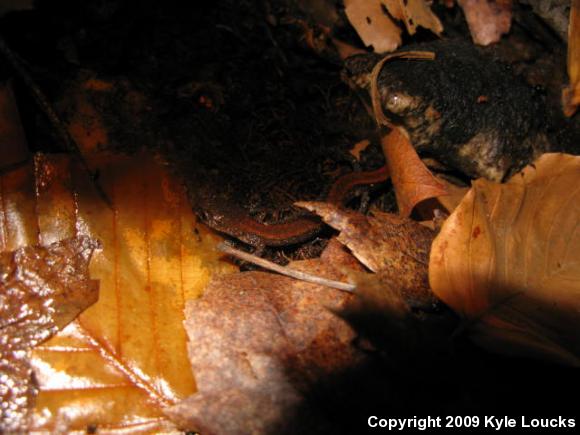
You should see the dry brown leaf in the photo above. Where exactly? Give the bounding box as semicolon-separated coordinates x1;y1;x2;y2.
563;0;580;117
297;201;437;309
391;0;444;36
382;128;448;217
344;0;442;53
0;153;233;432
165;239;365;434
458;0;512;46
429;153;580;366
349;139;371;161
344;0;402;53
0;237;98;432
294;204;452;356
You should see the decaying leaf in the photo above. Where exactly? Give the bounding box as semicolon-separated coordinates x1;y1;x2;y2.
344;0;402;53
381;128;448;217
458;0;512;46
165;239;365;434
429;153;580;366
297;201;437;309
344;0;442;53
387;0;444;36
563;0;580;117
0;152;232;432
293;203;453;359
0;237;98;432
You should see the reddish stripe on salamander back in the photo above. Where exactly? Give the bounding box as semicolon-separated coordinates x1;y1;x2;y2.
202;165;390;247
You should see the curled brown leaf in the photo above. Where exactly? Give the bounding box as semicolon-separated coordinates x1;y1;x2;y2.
381;128;448;217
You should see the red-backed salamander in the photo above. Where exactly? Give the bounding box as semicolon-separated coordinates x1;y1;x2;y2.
196;165;389;247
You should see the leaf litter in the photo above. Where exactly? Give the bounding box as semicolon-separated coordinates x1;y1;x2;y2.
0;151;233;432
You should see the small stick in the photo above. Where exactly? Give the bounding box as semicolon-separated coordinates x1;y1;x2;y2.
217;242;356;293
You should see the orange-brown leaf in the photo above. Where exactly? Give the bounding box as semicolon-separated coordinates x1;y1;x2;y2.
429;153;580;366
381;128;448;217
349;139;371;161
344;0;402;53
344;0;442;53
392;0;443;36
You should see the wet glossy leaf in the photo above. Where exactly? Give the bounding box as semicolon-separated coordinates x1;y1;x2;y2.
0;237;98;432
0;153;233;432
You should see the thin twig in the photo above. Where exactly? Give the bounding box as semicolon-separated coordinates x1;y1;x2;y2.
217;242;356;293
0;35;113;209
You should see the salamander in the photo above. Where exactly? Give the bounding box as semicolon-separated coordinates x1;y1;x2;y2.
194;165;389;247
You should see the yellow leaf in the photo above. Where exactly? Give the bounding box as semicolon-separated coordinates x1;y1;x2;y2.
0;153;233;432
429;153;580;366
